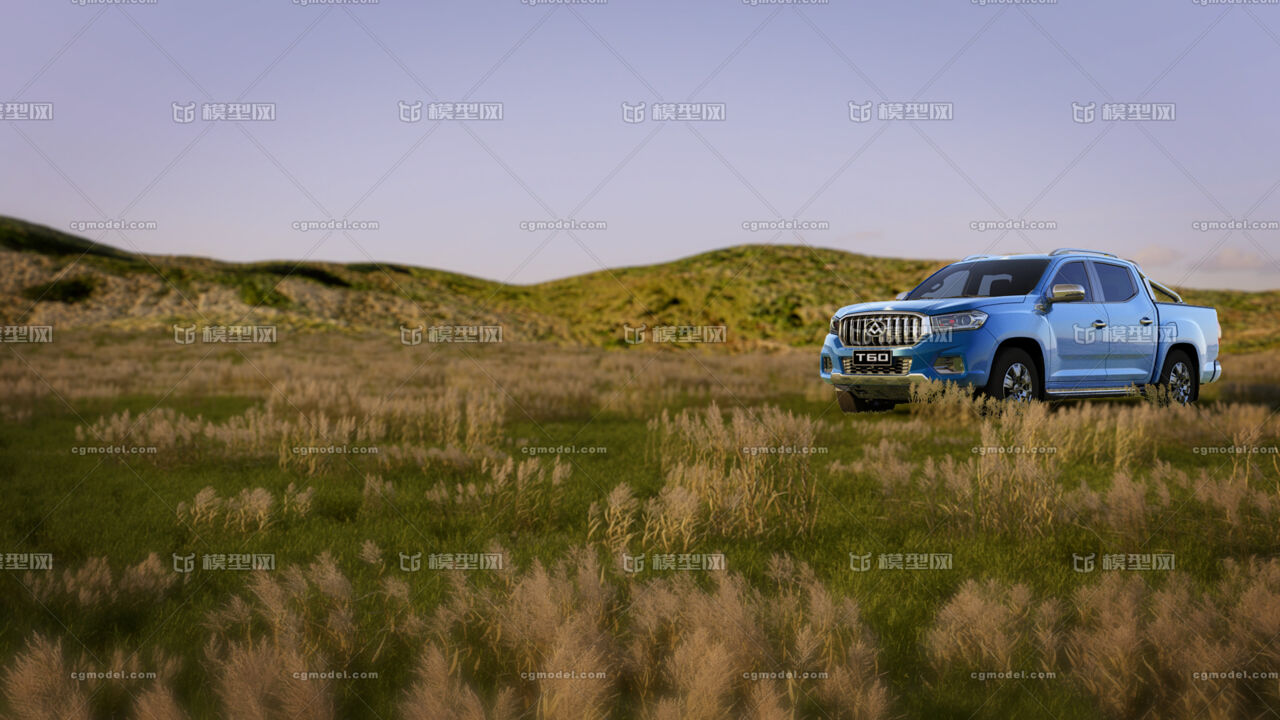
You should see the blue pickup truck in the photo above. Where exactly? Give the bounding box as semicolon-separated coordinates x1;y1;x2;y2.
819;249;1222;412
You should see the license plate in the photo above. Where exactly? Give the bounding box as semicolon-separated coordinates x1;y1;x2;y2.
852;350;892;367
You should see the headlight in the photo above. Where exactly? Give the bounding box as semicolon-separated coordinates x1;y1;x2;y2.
829;316;840;336
928;310;988;333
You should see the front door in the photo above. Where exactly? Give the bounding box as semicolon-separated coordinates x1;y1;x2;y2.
1044;260;1111;388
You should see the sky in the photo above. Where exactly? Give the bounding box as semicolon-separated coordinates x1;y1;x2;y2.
4;0;1280;290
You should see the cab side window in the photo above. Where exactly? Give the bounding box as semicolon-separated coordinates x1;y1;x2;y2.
1050;261;1093;301
1094;262;1137;302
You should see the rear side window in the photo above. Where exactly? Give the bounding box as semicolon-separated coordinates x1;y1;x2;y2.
1050;261;1093;301
1094;262;1137;302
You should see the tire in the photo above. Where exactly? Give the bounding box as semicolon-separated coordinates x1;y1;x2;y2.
1156;349;1198;405
983;348;1041;402
836;391;894;414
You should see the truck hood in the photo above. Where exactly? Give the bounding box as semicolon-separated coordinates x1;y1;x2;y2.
833;295;1028;318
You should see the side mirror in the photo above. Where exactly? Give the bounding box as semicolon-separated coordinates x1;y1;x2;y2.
894;292;908;301
1049;283;1086;303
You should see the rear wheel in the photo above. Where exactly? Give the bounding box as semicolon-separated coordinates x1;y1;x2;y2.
1156;350;1198;405
984;348;1041;402
836;391;894;414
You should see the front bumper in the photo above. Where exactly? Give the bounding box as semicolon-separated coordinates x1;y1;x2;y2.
818;329;996;401
825;371;932;400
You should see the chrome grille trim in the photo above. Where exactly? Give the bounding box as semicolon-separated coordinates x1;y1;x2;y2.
838;313;925;347
840;357;912;376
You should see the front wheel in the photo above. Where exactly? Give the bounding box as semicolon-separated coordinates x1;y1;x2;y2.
1156;350;1198;405
983;349;1041;402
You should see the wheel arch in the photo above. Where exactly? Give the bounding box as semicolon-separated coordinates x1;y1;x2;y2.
1159;343;1201;403
1163;343;1199;375
994;337;1046;385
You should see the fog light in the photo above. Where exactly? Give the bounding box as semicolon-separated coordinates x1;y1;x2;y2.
934;355;964;374
822;356;833;373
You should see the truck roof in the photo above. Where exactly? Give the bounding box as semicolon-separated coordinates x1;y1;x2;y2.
959;249;1135;264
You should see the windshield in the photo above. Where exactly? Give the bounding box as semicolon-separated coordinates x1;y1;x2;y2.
906;258;1050;300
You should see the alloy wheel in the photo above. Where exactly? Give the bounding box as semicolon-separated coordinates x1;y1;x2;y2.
1002;362;1034;402
1169;361;1193;404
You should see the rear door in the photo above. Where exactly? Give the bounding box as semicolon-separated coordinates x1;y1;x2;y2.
1091;261;1159;385
1044;260;1111;387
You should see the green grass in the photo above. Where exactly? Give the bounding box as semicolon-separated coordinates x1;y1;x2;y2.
233;277;293;309
2;365;1276;719
20;276;98;304
0;217;138;262
244;262;352;289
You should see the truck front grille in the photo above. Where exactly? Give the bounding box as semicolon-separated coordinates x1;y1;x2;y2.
839;313;924;347
841;357;912;376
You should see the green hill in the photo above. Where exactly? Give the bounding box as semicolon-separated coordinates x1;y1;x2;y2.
1;216;1275;352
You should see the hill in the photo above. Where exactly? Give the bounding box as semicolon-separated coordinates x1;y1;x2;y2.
1;217;1275;352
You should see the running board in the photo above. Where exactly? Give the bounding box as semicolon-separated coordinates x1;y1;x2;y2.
1045;387;1137;398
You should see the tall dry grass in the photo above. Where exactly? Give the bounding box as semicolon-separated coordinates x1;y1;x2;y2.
211;639;333;720
848;387;1280;538
423;550;891;719
425;456;571;529
5;549;892;719
2;635;92;720
587;484;640;554
24;553;179;610
640;402;824;542
400;645;518;720
199;552;384;719
6;334;824;442
926;579;1061;671
2;633;185;720
175;484;314;532
75;377;506;476
927;561;1280;719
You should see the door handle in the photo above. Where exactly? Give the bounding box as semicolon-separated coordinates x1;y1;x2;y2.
1139;317;1153;326
1092;320;1107;328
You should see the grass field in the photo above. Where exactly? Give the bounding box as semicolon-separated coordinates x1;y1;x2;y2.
2;332;1278;720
